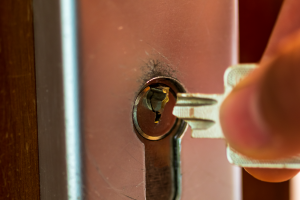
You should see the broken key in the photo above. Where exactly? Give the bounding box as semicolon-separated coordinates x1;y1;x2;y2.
173;64;300;169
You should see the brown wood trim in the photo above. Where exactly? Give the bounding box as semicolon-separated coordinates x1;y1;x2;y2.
239;0;289;200
0;0;40;199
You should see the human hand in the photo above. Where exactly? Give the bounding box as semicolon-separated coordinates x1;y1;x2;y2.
220;0;300;182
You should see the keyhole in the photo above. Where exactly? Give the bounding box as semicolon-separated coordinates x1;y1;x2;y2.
154;112;161;123
144;86;170;123
132;77;187;200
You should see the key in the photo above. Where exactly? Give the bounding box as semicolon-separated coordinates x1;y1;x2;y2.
173;64;300;169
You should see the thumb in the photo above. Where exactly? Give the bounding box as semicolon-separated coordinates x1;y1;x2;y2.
220;31;300;160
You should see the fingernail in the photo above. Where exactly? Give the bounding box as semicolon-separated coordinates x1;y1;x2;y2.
220;83;270;153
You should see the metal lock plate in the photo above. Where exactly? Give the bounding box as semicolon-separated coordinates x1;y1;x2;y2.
34;0;241;199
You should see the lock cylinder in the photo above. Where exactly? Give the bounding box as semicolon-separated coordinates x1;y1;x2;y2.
132;76;188;200
132;76;187;140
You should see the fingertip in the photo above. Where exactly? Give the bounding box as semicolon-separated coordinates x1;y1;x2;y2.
220;81;272;159
244;167;299;183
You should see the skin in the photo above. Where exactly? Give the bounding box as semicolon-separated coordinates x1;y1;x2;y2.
220;0;300;182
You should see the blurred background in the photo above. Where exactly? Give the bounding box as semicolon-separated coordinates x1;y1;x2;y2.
239;0;289;199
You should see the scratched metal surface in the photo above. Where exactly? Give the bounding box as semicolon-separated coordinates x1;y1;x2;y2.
79;0;240;199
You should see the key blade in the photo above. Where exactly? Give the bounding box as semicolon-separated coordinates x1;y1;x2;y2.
173;93;224;138
173;64;258;138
